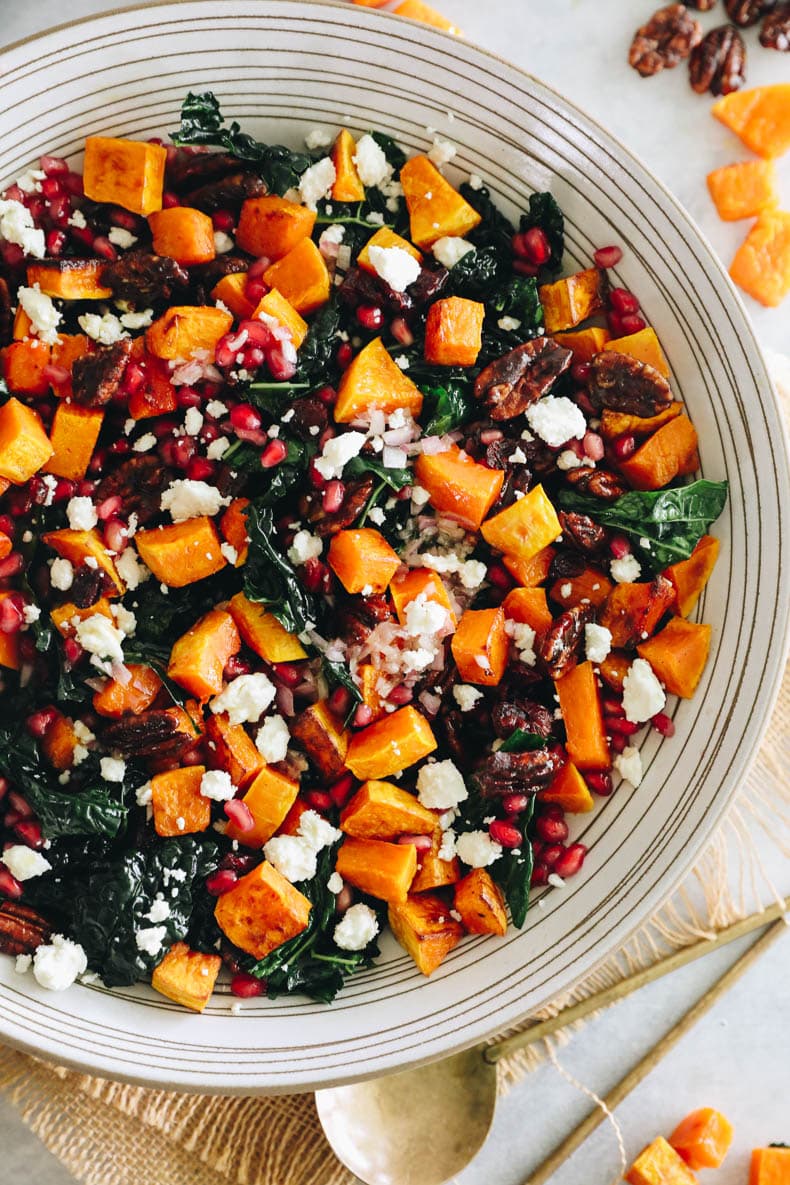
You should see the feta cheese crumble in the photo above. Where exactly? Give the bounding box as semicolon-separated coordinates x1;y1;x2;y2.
17;284;62;344
610;553;642;584
614;745;644;788
525;396;586;449
78;311;128;345
417;759;468;810
49;557;74;591
255;714;290;763
210;673;277;725
455;830;502;868
353;134;392;187
453;684;483;712
66;496;97;531
74;613;126;665
115;546;151;591
108;226;137;249
432;236;475;270
33;935;87;991
305;127;333;150
199;769;237;801
427;137;457;168
584;622;612;665
313;430;367;481
505;618;537;666
2;844;51;881
264;809;341;883
135;926;167;957
367;245;421;293
287;529;323;566
100;756;126;783
160;479;230;523
299;157;336;209
0;198;45;258
622;658;665;723
334;903;379;951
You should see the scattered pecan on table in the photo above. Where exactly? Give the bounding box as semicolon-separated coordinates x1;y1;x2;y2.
589;351;673;418
629;4;704;76
724;0;776;25
760;2;790;45
689;25;747;92
473;338;572;421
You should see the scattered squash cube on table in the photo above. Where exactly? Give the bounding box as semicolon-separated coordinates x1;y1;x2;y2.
730;210;790;308
707;160;779;222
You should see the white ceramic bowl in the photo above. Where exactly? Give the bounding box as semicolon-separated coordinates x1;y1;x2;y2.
0;0;787;1095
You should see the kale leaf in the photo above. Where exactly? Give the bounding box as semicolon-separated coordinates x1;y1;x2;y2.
519;192;565;274
244;503;317;634
322;657;363;710
499;729;548;753
498;797;535;928
421;382;475;436
559;479;728;570
371;130;406;172
447;246;506;299
344;454;412;490
460;183;516;254
172;91;310;195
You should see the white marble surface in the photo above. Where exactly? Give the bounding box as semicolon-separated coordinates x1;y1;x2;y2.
0;3;788;1184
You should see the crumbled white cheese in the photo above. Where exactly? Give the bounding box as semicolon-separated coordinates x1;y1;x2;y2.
2;844;51;881
160;479;230;523
264;834;319;883
432;236;475;270
427;137;457;168
313;430;367;480
622;657;665;723
327;871;344;895
468;173;484;190
135;926;167;957
410;484;431;508
16;169;45;194
255;714;290;764
505;618;537;666
394;355;410;371
68;209;88;229
17;284;62;344
108;226;137;249
0;198;45;258
210;673;276;725
610;554;642;584
438;828;457;862
614;745;644;789
74;613;125;664
145;896;170;924
367;506;386;525
135;781;153;806
66;495;97;531
213;230;234;254
508;446;528;465
334;903;379;951
100;756;126;783
557;449;584;471
403;592;450;638
417;759;468;810
525;396;586;449
453;684;483;712
206;399;229;419
547;872;566;889
353;134;392;187
420;552;487;592
183;407;204;436
305;127;333;150
207;437;230;461
299;810;342;851
111;604;136;636
498;315;522;333
199;769;237;801
115;547;151;591
22;604;41;625
584;622;612;665
287;529;323;566
119;307;154;330
15;954;32;974
33;935;88;991
220;542;238;565
78;311;128;345
132;432;157;453
367;245;421;294
299;156;336;209
49;557;74;591
455;830;502;868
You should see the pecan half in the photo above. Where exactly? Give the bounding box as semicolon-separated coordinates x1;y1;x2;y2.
95;455;172;525
69;565;104;610
689;0;718;8
102;710;189;756
538;604;594;680
564;466;628;501
590;351;673;418
475;748;565;797
629;5;703;76
760;2;790;45
72;339;133;407
491;696;553;740
101;250;189;307
0;901;53;956
689;25;746;93
473;338;572;421
549;549;589;580
182;172;266;212
724;0;775;24
559;510;607;555
167;151;258;191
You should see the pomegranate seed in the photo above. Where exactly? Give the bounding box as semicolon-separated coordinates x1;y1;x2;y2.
609;288;640;316
69;226;95;252
610;733;627;754
397;833;433;852
571;361;591;385
14;819;44;849
329;773;356;808
586;772;613;796
267;343;297;381
121;362;146;395
224;799;254;831
609;534;632;560
652;712;675;737
308;458;328;490
230;971;265;998
108;207;139;231
173;436;198;469
593;245;623;269
352;704;374;728
108;439;131;456
26;707;58;738
322;480;345;514
489;819;523;848
583;431;605;462
315;385;337;407
305;789;332;813
0;867;23;900
302;557;329;591
92;235;117;262
224;654;252;679
96;494;122;521
211;209;236;232
534;814;569;844
0;242;25;268
512;257;539;277
243;346;266;371
502;792;530;815
245;277;268;304
522;226;551;266
186;457;215;482
233;426;268;448
45;229;67;257
486;562;512;592
176;386;202;409
0;552;24;579
0;595;24;634
218;852;258;875
479;428;504;445
606;716;640;737
0;777;9;802
273;662;302;687
63;172;84;197
531;863;549;887
40;154;69;177
181;746;205;767
41;176;63;200
162;191;180;208
541;843;565;869
205;868;239;896
238;319;276;349
387;684;413;706
613;434;636;461
260;439;288;468
247;256;272;280
7;791;32;818
621;314;647;335
103;518;129;554
63;637;84;665
336;342;353;369
0;517;13;538
230;403;262;432
328;686;351;717
554;843;587;878
602;696;625;718
390;317;414;346
356;304;384;331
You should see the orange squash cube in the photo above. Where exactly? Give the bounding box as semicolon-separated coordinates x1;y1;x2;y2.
637;617;711;699
83;135;166;215
236;195;316;260
228;591;307;663
358;662;387;721
205;712;265;791
219;498;250;566
750;1146;790;1185
41;714;79;770
135;518;226;587
334;335;424;423
669;1107;734;1171
482;484;562;564
263;238;330;315
148;206;216;266
393;0;462;30
146;305;233;362
253;288;308;349
663;534;720;618
167;609;241;700
599;650;631;693
346;706;437;780
357;227;422;272
607;327;670;377
729;210;790;308
549;567;612;611
552;327;610;363
400;155;481;248
331;129;366;202
389;567;456;627
44;402;104;481
555;661;610;771
503;586;553;634
410;829;462;893
214;860;312;959
539;760;595;813
26;259;112;300
712;85;790;159
12;307;32;340
340;779;437;839
0;398;54;483
388;893;465;975
290;700;350;780
151;765;211;837
451;606;508;686
502;545;556;588
454;868;507;936
328;527;401;594
424;296;484;367
42;529;124;596
49;334;90;399
414;443;504;531
625;1137;698;1185
1;339;51;396
600;403;681;443
127;346;178;421
50;597;114;637
618;414;699;490
539;268;606;333
211;271;256;321
599;576;676;650
92;663;162;718
225;765;299;847
336;836;417;903
707;160;778;222
151;942;222;1013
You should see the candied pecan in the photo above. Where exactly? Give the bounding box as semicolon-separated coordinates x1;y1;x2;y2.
549;549;588;580
102;710;188;756
689;25;746;93
473;338;572;421
590;351;672;418
0;901;53;956
302;475;375;537
287;395;329;442
101;250;189;307
72;340;133;408
689;0;718;7
191;254;249;294
559;510;607;555
564;466;628;501
339;260;448;315
69;565;104;609
760;2;790;45
0;276;11;346
95;455;172;525
538;605;594;680
491;696;553;740
629;5;703;76
167;150;258;189
724;0;774;24
182;171;266;212
475;748;565;797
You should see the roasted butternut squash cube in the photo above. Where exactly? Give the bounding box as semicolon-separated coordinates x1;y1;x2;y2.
600;403;681;443
454;868;507;936
451;607;508;686
400;155;481;248
148;206;216;266
539;760;595;813
600;576;676;650
211;272;256;321
50;597;114;636
388;893;465;975
83;135;166;215
49;334;90;399
290;700;350;780
424;296;484;367
357;226;422;272
263;238;330;315
598;650;631;693
328;528;401;594
663;535;720;618
12;307;31;340
346;706;437;780
503;586;553;634
0;398;53;483
214;860;311;959
340;780;436;840
151;765;211;837
357;662;387;721
127;340;178;420
555;662;610;771
549;567;612;611
92;664;162;718
502;545;556;588
205;712;265;791
151;942;222;1013
669;1107;734;1171
607;327;670;377
167;609;240;700
1;339;51;396
41;714;78;770
539;268;606;333
637;617;711;699
749;1146;790;1185
226;765;299;847
331;129;366;203
228;591;308;663
278;796;312;837
410;829;461;893
44;403;104;481
712;84;790;159
236;196;316;260
253;288;308;349
389;567;456;627
26;259;112;300
135;518;226;587
482;484;561;564
729;210;790;308
336;836;417;903
334;336;424;423
625;1137;698;1185
219;498;250;566
392;0;462;31
552;327;610;363
707;159;778;222
42;529;124;596
414;443;504;530
146;305;233;362
618;414;699;490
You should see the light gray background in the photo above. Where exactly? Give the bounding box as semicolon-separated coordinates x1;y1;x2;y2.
0;2;788;1183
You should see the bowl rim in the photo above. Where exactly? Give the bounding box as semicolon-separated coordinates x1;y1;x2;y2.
0;0;788;1094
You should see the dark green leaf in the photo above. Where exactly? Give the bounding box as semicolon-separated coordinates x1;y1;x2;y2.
459;183;516;254
294;298;342;382
244;503;317;634
447;246;506;299
490;275;543;328
323;657;363;708
497;797;535;928
344;454;412;490
519;192;565;274
421;382;475;436
499;729;548;753
558;479;729;570
370;131;406;172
